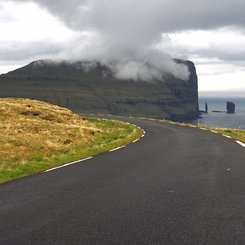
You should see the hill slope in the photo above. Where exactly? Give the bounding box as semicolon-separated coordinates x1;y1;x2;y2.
0;59;199;120
0;98;141;183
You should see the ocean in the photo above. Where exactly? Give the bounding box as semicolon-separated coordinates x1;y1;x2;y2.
196;91;245;129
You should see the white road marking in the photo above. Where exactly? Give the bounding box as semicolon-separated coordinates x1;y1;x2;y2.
44;157;93;173
133;139;140;143
211;130;218;134
236;141;245;148
189;125;196;128
200;128;207;131
223;134;232;139
109;146;126;152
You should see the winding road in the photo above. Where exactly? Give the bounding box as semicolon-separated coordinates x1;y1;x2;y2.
1;117;245;245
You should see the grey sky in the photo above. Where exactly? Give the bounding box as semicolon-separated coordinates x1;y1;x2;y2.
1;0;245;90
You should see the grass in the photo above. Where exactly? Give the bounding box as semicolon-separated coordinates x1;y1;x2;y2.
0;98;142;183
163;120;245;143
197;126;245;143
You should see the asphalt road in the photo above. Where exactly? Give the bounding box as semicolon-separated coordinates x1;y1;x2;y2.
1;117;245;245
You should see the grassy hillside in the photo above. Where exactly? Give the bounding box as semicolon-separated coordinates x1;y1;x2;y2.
0;60;199;120
0;98;142;183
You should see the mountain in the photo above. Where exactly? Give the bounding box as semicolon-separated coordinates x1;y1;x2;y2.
0;59;199;120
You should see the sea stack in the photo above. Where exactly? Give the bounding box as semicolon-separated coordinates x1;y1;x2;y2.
226;101;235;113
205;102;208;113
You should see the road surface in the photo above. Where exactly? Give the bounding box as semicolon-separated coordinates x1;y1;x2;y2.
1;117;245;245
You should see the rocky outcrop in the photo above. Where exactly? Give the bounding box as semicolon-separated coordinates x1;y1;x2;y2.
227;101;235;113
0;59;199;120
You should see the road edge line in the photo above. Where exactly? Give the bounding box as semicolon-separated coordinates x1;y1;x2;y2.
236;140;245;148
44;157;93;173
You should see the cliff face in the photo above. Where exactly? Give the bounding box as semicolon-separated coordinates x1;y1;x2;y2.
0;59;199;120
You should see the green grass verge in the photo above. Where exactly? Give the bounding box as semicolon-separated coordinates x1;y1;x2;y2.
0;117;142;184
163;120;245;144
198;126;245;143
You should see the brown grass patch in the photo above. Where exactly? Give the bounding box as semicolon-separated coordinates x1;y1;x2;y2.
0;98;99;169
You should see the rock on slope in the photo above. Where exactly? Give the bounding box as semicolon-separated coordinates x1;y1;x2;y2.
0;59;199;120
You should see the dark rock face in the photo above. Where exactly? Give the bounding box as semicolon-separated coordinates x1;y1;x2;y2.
0;59;199;120
205;103;208;113
227;101;235;113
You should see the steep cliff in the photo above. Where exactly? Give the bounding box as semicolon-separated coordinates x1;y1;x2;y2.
0;59;199;120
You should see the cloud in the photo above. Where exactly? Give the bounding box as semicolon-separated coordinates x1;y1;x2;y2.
13;0;245;32
0;2;16;22
0;41;65;61
156;28;245;65
109;50;190;82
4;0;245;82
5;0;194;81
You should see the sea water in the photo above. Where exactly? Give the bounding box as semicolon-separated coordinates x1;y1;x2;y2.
197;91;245;129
